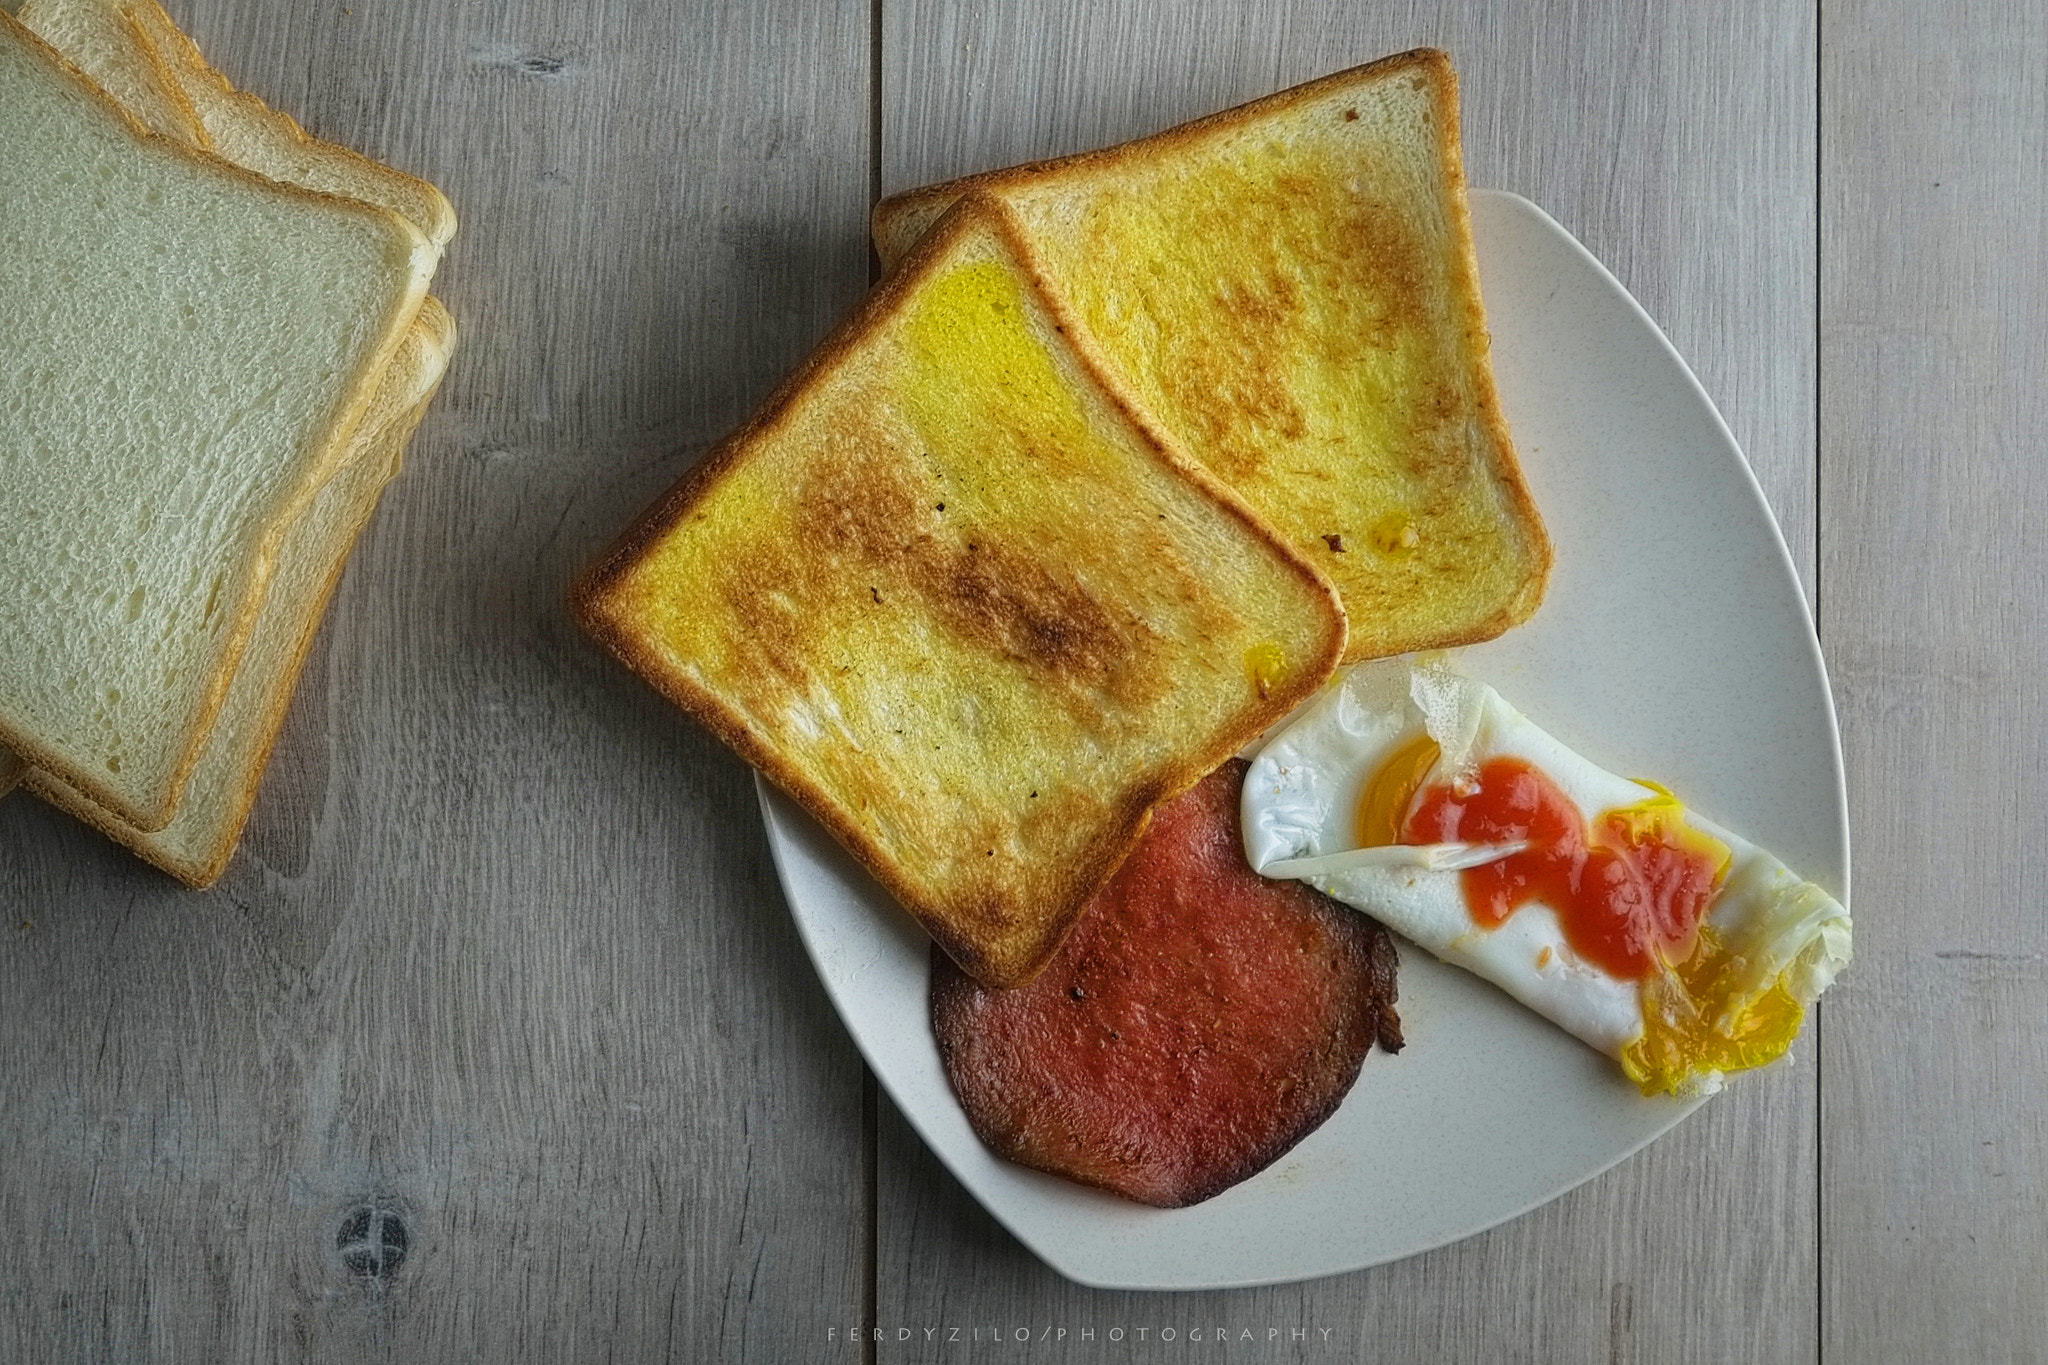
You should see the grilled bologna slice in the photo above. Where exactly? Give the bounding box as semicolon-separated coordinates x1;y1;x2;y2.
932;759;1402;1208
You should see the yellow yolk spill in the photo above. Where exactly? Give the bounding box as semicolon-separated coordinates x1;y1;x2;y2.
1624;929;1810;1096
1608;782;1729;866
1604;785;1810;1094
1245;642;1286;699
1597;794;1810;1096
1369;511;1419;555
1355;732;1442;848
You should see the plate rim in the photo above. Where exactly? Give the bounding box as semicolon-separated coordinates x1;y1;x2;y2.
754;186;1850;1289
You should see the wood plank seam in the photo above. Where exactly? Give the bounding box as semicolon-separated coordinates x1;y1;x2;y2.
1812;5;1826;1359
866;4;885;1364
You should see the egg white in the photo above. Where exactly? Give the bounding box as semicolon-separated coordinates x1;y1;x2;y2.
1242;657;1853;1095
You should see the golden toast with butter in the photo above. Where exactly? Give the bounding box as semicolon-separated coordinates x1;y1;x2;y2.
576;199;1346;988
875;49;1549;663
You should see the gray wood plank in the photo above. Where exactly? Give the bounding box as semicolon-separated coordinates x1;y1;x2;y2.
0;0;874;1358
1820;0;2048;1357
877;1;1818;1356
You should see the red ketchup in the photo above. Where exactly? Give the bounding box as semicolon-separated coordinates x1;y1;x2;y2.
1405;757;1722;979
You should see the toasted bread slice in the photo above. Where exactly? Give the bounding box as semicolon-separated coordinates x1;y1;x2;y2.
0;751;22;798
875;50;1549;663
576;197;1346;987
28;298;456;886
0;14;436;831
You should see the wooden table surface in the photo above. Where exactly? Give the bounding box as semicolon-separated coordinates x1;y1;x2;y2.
3;0;2040;1359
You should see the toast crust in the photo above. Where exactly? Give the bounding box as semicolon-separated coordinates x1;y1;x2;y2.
0;12;438;831
876;51;1457;258
875;49;1552;663
575;197;1345;987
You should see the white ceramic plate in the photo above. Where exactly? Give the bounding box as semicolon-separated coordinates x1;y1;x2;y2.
756;190;1849;1290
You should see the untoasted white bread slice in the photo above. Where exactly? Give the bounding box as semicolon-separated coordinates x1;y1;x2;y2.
0;14;437;831
20;0;454;251
576;197;1346;987
17;0;451;416
10;0;455;873
28;298;456;886
875;50;1550;664
124;0;455;251
16;0;205;147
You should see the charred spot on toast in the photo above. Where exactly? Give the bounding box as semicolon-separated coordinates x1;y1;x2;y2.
793;415;930;562
932;536;1144;700
764;417;1169;715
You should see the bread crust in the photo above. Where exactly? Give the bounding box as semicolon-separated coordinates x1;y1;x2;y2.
875;49;1553;662
15;0;211;149
876;50;1454;256
575;197;1344;988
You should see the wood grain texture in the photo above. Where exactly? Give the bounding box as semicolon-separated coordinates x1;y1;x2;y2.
878;1;1818;1358
0;0;873;1358
18;0;2045;1353
1820;0;2048;1357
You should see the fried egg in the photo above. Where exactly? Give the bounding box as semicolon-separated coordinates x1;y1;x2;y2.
1241;657;1852;1098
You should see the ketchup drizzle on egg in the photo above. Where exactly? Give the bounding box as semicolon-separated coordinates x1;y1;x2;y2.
1405;757;1723;979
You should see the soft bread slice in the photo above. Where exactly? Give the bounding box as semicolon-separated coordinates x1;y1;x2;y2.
12;0;453;867
28;298;456;886
18;0;451;424
124;0;455;251
875;50;1550;664
576;197;1347;988
17;0;451;421
21;0;453;251
16;0;205;147
0;14;437;831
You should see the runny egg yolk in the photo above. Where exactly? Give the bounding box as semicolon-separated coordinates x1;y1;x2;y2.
1358;747;1809;1094
1625;929;1808;1094
1355;733;1441;848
